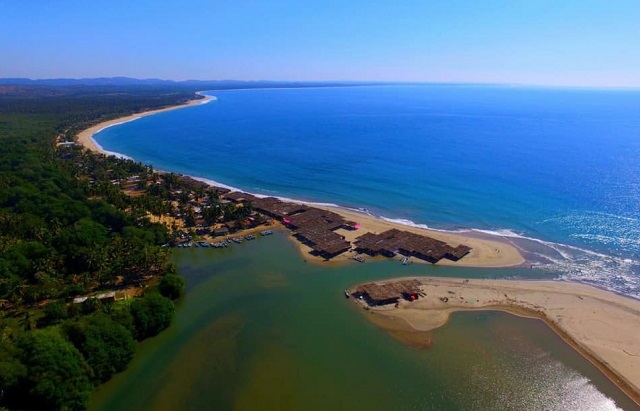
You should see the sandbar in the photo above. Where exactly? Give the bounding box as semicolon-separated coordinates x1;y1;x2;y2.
352;276;640;404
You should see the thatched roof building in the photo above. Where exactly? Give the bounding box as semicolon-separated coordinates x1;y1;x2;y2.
354;229;471;263
252;196;309;219
355;279;422;305
224;191;258;203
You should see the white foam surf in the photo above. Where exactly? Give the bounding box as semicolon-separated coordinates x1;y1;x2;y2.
371;217;640;298
85;95;640;299
89;136;134;160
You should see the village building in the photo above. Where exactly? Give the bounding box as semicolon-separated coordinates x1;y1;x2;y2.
354;229;471;264
354;279;422;305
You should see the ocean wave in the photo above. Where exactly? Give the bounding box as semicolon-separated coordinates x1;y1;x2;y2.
84;112;640;299
89;137;134;160
94;117;143;136
189;176;342;208
91;95;217;159
502;235;640;299
142;169;640;298
131;167;640;298
378;216;468;233
374;218;640;299
196;92;217;104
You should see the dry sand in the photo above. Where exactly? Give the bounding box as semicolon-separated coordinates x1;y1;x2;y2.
73;93;639;402
285;204;525;268
75;94;214;153
354;276;640;403
74;95;525;269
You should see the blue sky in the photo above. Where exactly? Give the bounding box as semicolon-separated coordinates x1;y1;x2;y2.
2;0;639;87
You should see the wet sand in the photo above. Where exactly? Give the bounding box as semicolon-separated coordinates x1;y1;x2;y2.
75;93;214;153
74;98;526;269
353;276;640;405
313;205;524;267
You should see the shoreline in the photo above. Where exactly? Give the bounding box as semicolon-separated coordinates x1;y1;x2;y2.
352;276;640;406
73;95;526;269
310;204;525;267
75;92;215;153
74;92;640;404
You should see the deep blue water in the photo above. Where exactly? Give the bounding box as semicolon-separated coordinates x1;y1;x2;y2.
94;85;640;296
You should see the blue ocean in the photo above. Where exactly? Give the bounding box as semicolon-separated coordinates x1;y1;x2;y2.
94;85;640;297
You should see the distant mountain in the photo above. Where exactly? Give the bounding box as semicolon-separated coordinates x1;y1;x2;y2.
0;77;382;88
0;77;172;86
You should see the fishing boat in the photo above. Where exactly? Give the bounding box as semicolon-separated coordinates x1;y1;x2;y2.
260;229;273;236
232;237;243;244
245;234;256;240
401;256;409;265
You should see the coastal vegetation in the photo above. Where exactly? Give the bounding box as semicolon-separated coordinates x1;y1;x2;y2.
0;85;205;410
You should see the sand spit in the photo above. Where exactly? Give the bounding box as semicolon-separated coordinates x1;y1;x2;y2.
73;94;524;269
312;205;524;267
353;276;640;405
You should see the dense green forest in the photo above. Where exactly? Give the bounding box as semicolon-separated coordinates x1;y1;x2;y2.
0;85;196;410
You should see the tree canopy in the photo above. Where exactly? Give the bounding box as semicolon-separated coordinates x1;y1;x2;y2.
130;293;176;340
159;274;185;300
0;85;191;410
16;330;93;411
67;313;136;383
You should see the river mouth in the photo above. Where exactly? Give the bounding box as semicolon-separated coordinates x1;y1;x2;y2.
90;231;639;411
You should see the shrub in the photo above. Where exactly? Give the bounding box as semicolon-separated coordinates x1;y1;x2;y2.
158;274;185;300
130;293;175;340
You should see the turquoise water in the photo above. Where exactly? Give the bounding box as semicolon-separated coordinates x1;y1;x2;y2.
90;233;639;411
95;85;640;297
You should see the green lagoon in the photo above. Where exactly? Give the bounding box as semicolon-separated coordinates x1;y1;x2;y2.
90;232;639;411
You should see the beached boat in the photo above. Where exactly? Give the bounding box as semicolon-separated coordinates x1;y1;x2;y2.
344;290;350;298
352;255;365;263
401;256;409;265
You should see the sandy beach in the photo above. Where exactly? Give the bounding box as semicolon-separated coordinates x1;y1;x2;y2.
75;93;214;153
353;276;640;404
312;205;524;267
74;97;525;269
73;91;640;405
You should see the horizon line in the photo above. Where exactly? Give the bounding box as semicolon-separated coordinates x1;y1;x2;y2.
1;76;639;91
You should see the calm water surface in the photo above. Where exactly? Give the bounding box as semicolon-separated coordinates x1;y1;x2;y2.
90;233;638;411
95;85;640;297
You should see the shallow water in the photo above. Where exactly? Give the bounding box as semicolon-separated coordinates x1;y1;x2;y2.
90;233;639;411
94;85;640;297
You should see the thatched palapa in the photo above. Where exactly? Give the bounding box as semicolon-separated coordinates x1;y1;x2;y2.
355;279;422;305
354;229;471;263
